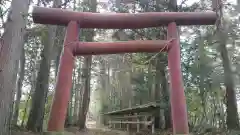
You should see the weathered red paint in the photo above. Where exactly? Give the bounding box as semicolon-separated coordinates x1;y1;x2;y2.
73;40;171;55
47;21;78;131
32;6;217;28
167;22;189;134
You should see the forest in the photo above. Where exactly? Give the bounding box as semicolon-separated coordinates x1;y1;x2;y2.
0;0;240;135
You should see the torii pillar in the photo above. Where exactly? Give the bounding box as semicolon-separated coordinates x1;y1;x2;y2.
32;6;217;135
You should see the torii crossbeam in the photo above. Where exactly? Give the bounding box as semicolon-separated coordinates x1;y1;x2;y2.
32;6;217;135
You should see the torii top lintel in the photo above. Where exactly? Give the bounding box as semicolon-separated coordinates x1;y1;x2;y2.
32;6;217;29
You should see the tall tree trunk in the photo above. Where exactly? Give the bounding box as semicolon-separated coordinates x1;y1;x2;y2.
22;59;37;127
69;65;76;125
0;0;30;134
26;30;53;132
71;4;80;126
198;35;208;124
21;89;33;127
147;62;153;102
216;1;240;129
54;26;65;77
77;60;84;125
78;0;96;130
117;55;132;108
98;58;107;125
79;56;92;129
13;47;26;125
73;59;82;125
154;56;162;129
159;59;171;129
26;0;62;132
220;36;239;129
158;0;177;130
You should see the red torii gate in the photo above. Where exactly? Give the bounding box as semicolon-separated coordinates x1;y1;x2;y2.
32;6;217;135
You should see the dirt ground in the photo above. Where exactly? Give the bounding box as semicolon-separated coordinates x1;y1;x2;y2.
12;128;131;135
11;121;133;135
11;121;230;135
12;128;231;135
